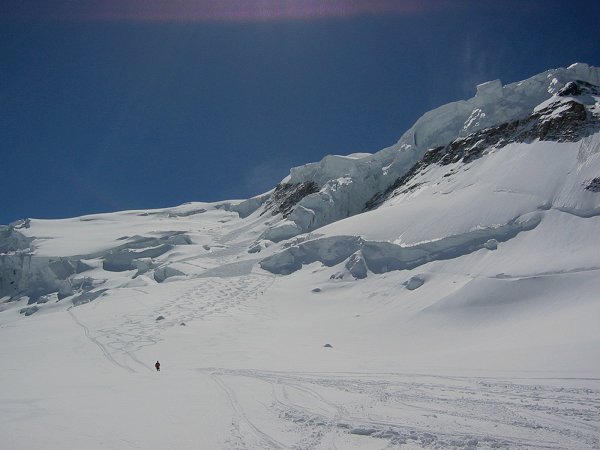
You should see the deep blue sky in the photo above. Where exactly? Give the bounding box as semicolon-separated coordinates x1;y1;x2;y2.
1;0;599;224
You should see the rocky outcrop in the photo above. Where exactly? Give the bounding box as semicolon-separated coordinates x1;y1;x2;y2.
260;66;600;238
558;80;600;97
367;92;600;208
586;177;600;192
263;182;319;217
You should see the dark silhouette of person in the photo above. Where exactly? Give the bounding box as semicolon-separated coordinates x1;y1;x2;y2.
155;360;160;371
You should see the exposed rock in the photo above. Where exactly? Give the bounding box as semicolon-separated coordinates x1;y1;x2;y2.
585;177;600;192
367;95;600;208
323;343;333;348
558;81;583;97
365;146;444;209
558;80;600;97
156;315;165;321
263;182;319;217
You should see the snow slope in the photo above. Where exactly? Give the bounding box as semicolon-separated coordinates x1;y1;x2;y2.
1;64;600;449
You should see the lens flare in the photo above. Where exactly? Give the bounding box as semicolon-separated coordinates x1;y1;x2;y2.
3;0;464;22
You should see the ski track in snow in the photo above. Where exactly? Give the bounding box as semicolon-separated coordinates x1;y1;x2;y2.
5;67;600;450
68;308;136;373
202;368;600;449
64;259;600;448
71;272;274;374
45;183;600;448
59;228;600;448
211;373;288;450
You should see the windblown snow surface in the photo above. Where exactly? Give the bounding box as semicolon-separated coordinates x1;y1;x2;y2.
2;64;600;449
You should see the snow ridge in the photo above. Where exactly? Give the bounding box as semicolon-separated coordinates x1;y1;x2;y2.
257;63;600;239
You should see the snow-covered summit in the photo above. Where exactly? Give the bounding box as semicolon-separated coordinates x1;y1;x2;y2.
258;63;600;240
394;62;600;152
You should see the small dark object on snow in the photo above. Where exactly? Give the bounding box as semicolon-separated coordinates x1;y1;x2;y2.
180;322;186;326
156;315;165;321
312;287;321;293
155;360;161;371
323;344;333;348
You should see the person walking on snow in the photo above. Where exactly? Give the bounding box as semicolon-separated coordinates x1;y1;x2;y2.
155;360;160;372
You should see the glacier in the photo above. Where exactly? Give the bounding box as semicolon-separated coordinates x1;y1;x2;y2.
1;64;600;449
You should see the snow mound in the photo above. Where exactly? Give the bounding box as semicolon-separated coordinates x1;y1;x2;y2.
404;275;425;290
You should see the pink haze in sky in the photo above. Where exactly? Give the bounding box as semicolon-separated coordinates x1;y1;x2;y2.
4;0;466;22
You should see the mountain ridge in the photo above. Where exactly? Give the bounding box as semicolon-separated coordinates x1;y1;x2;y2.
1;62;600;312
2;63;600;449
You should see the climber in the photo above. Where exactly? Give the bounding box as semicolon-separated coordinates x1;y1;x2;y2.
155;360;160;372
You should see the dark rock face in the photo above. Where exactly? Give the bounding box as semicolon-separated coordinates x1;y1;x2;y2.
558;80;600;97
559;81;583;97
433;100;592;167
263;181;319;217
585;177;600;192
365;147;443;210
367;93;600;209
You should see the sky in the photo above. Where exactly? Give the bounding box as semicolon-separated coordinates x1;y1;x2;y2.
1;0;599;224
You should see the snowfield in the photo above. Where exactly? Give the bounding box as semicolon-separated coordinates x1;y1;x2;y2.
2;64;600;449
